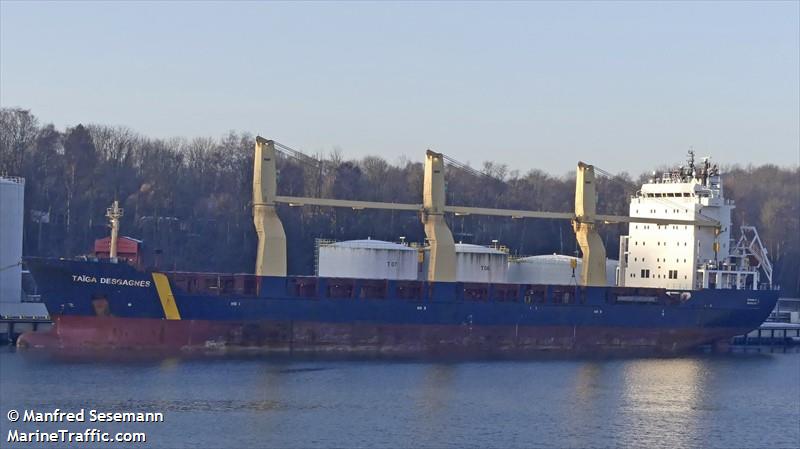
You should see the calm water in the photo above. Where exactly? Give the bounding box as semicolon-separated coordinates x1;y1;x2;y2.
1;348;798;449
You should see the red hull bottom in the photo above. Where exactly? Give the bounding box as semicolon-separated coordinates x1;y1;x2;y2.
17;315;747;356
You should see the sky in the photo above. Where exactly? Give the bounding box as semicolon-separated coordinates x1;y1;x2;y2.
1;1;798;175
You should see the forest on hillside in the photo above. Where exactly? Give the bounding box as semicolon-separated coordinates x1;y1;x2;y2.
1;108;798;295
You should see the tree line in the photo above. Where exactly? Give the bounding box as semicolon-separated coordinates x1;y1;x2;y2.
1;107;798;295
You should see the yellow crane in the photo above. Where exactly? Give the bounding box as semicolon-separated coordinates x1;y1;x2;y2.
252;137;718;286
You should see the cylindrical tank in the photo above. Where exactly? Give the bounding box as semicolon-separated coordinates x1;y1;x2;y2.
317;239;418;280
421;243;508;283
506;254;618;286
0;176;24;302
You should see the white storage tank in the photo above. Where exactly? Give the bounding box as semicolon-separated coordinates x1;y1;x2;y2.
421;243;508;283
317;239;419;280
507;254;618;286
0;176;24;303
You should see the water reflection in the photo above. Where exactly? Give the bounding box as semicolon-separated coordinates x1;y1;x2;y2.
617;359;709;449
562;362;607;448
417;364;456;413
2;348;797;449
413;364;457;444
574;362;603;403
159;356;180;371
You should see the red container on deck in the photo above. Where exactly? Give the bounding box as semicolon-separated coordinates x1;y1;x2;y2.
93;236;141;265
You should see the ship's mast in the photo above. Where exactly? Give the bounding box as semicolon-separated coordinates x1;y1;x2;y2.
106;200;123;263
422;150;457;281
253;137;287;277
572;162;607;286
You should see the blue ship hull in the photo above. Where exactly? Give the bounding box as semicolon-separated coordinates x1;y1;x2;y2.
18;258;779;355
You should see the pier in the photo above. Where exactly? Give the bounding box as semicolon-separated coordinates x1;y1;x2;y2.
731;322;800;346
0;317;51;345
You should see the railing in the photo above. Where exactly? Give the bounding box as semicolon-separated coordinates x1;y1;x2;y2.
22;294;42;303
732;325;800;346
0;175;25;184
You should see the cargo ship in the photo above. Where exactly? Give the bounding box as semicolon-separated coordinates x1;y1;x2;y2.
18;142;778;355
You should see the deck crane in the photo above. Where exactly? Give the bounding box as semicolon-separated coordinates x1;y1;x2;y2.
252;137;719;286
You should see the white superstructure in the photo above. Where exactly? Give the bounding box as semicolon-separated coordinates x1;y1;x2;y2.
317;239;419;280
618;152;771;291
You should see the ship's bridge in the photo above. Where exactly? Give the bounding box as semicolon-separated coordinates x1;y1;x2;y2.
619;152;771;291
635;181;730;207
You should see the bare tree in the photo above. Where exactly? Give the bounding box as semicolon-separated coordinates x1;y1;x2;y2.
0;108;38;174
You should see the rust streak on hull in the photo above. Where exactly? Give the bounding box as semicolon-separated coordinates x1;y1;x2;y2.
18;315;748;356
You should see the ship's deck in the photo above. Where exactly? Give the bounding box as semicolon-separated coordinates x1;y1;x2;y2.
162;270;684;306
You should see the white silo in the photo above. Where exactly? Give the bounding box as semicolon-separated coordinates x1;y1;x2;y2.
421;243;508;283
1;176;24;303
507;254;579;285
317;239;419;280
0;175;28;314
507;254;618;286
0;176;47;318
